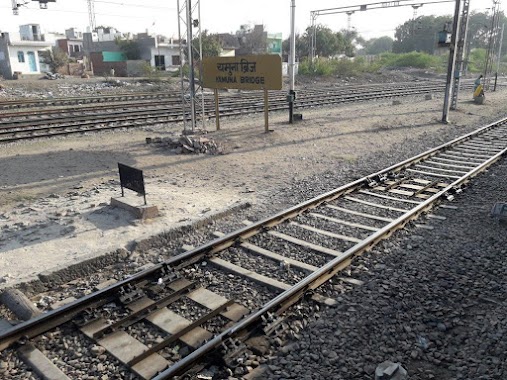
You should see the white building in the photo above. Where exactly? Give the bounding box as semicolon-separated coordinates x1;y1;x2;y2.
0;25;53;79
149;37;181;70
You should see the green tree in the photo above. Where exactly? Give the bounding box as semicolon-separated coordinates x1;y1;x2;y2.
39;47;68;73
393;15;452;54
235;24;267;55
282;25;359;59
468;48;487;72
362;36;394;55
282;33;311;59
467;11;507;55
116;39;140;59
198;30;222;58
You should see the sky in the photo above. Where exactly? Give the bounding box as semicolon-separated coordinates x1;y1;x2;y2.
0;0;502;40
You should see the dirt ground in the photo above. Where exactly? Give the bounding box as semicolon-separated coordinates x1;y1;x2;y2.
1;81;506;287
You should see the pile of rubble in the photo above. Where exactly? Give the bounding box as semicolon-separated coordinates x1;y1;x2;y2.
146;135;225;155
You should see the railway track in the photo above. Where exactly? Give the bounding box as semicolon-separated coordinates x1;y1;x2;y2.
0;82;474;144
0;81;432;110
1;116;506;379
0;91;183;110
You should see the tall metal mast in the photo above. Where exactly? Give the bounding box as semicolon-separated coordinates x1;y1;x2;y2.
309;11;317;65
177;0;204;133
450;0;471;110
441;0;461;123
484;0;501;90
87;0;96;32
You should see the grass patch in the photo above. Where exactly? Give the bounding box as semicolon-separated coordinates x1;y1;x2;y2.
299;52;447;77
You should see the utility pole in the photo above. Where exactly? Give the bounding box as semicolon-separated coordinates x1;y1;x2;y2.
442;0;461;123
484;0;501;90
346;11;354;31
288;0;296;123
309;11;317;66
496;23;505;74
493;22;504;91
177;0;204;133
450;0;470;110
87;0;96;32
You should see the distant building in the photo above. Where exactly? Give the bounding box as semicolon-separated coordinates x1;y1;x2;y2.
0;24;52;79
217;33;240;57
217;26;281;57
235;25;268;56
83;29;182;76
57;28;84;59
19;24;43;41
136;34;181;70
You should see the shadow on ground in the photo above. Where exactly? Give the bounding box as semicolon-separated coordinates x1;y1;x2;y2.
0;150;135;187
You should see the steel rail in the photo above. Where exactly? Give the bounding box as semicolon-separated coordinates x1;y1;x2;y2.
155;121;507;379
1;115;505;354
0;85;474;145
0;84;435;120
0;80;440;107
0;83;390;110
0;91;182;109
0;84;447;129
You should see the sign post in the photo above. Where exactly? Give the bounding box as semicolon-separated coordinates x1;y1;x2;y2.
118;163;147;205
214;89;220;130
264;89;269;132
203;55;282;133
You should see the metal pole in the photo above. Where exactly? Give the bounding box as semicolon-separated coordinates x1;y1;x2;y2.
186;0;196;132
197;1;205;130
264;89;269;133
289;0;296;124
177;0;187;133
442;0;461;124
450;0;470;110
484;1;500;90
214;89;220;131
310;12;317;65
496;23;505;75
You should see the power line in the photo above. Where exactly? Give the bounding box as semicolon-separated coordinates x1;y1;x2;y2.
93;0;175;10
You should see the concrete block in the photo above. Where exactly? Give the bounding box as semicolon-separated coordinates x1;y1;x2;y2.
110;197;159;220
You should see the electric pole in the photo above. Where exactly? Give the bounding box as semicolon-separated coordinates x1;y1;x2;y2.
177;0;204;132
441;0;461;123
484;0;501;90
288;0;296;123
450;0;471;110
87;0;96;32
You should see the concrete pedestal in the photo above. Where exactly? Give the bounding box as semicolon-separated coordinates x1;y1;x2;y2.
110;197;159;220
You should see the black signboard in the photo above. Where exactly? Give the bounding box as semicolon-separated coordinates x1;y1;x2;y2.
118;163;146;205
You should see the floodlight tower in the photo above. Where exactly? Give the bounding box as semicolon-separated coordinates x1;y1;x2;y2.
177;0;204;132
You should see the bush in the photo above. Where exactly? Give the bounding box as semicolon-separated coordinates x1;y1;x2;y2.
298;58;334;76
378;52;441;69
297;52;446;77
468;48;486;73
299;57;365;76
141;62;163;82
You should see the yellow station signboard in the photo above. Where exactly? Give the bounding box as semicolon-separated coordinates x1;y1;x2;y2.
203;54;282;90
